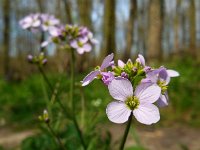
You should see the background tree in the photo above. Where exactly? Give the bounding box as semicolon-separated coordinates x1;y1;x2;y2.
102;0;116;57
123;0;137;61
174;0;181;55
63;0;72;23
77;0;93;72
3;0;11;80
189;0;196;57
147;0;164;61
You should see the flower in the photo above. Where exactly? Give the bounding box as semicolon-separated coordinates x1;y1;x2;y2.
136;54;145;67
19;14;41;30
101;71;115;85
70;38;92;54
82;53;114;86
40;14;60;31
106;78;161;125
143;67;179;107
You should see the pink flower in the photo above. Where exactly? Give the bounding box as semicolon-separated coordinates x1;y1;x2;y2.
106;78;161;125
82;53;114;86
143;67;179;107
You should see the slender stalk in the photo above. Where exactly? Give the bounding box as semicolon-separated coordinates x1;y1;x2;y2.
70;50;75;110
80;87;85;128
38;65;54;93
69;50;87;150
46;123;66;150
37;53;87;149
119;113;132;150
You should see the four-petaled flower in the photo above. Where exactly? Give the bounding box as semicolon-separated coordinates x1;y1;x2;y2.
143;67;179;107
106;78;161;125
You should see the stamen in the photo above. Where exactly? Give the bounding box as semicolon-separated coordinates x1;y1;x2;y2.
125;96;140;110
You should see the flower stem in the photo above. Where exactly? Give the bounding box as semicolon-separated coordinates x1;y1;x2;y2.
38;65;54;93
119;113;132;150
69;49;87;150
46;122;66;150
70;49;75;111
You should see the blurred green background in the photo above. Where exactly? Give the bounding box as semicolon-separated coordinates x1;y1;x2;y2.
0;0;200;150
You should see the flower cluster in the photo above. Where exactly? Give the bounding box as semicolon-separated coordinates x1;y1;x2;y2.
43;25;98;54
19;13;60;34
82;54;179;125
27;52;47;66
20;13;98;62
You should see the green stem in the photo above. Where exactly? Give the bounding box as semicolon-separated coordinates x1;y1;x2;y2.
69;49;87;150
70;50;75;111
46;123;66;150
38;65;54;93
119;113;132;150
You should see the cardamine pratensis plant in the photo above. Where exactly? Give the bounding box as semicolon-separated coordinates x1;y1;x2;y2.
19;13;98;150
82;53;179;149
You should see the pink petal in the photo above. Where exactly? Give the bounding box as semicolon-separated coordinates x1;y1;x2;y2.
118;60;125;68
77;48;85;54
157;93;168;107
32;20;41;27
135;83;161;104
100;53;114;70
133;103;160;125
167;70;179;77
83;43;92;52
136;54;145;66
70;40;78;49
106;101;131;124
81;70;100;86
41;41;49;47
108;78;133;101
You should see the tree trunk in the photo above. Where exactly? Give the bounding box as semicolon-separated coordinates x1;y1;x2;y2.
76;0;93;72
189;0;196;57
63;0;73;23
147;0;163;61
3;0;11;80
78;0;92;29
174;0;181;54
102;0;116;56
123;0;137;61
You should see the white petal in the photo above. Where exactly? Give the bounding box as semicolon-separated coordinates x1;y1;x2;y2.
135;83;161;104
167;70;179;77
108;78;133;101
133;103;160;125
106;101;131;124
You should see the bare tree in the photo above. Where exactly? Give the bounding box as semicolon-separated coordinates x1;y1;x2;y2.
124;0;137;61
3;0;11;80
102;0;116;56
63;0;73;23
76;0;93;72
189;0;197;57
147;0;164;61
78;0;92;29
174;0;181;54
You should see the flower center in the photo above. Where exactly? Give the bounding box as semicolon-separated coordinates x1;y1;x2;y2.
157;80;168;94
78;41;83;47
125;96;140;110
